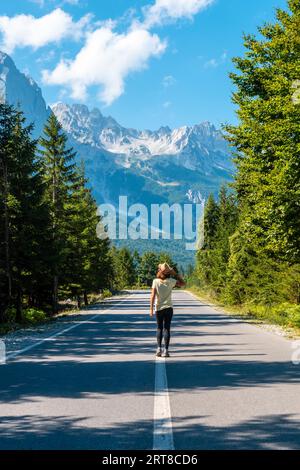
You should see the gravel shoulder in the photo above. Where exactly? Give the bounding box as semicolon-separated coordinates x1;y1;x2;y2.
0;292;131;357
187;289;300;341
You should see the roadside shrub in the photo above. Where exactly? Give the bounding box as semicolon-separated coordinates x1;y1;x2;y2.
4;307;17;323
101;289;112;299
242;302;300;328
23;308;47;324
275;304;300;328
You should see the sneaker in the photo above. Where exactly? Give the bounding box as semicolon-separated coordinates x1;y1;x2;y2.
156;348;162;357
162;349;170;358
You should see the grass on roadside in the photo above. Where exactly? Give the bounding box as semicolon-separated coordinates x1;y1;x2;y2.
187;285;300;338
0;289;116;336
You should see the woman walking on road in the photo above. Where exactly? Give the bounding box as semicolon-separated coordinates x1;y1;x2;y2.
150;263;185;357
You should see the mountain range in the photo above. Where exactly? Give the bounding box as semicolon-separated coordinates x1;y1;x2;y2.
0;51;51;137
52;102;233;206
0;50;235;266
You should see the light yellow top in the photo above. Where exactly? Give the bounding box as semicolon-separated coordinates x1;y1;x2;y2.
152;277;177;312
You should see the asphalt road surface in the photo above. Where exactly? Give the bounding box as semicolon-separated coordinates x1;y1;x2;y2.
1;290;300;450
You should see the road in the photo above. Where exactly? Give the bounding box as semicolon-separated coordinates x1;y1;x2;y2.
1;290;300;450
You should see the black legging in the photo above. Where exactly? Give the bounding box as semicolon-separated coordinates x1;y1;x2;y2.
156;307;173;349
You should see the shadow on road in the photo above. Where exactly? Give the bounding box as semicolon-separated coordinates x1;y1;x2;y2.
1;293;300;450
0;412;299;450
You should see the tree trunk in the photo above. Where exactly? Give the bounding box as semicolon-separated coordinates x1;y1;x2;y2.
16;284;23;323
52;161;58;315
28;294;34;308
3;162;12;303
0;291;8;324
84;291;88;306
53;275;58;313
77;295;81;309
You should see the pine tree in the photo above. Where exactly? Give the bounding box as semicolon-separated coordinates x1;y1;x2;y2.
39;113;78;313
196;187;238;295
0;104;16;320
111;247;136;289
64;162;112;306
0;104;49;322
196;193;219;287
213;186;238;291
138;252;160;286
202;194;220;250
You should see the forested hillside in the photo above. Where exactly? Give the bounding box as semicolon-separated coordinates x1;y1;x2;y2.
0;105;179;328
0;106;114;325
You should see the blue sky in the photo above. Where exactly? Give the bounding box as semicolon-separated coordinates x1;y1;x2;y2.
0;0;287;130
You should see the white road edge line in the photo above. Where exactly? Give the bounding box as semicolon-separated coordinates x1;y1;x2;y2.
153;357;174;450
5;294;132;361
186;290;244;323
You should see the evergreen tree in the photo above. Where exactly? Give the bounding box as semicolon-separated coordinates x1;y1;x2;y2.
65;162;112;306
0;104;49;322
0;104;16;320
39;114;77;312
137;251;177;286
202;194;220;250
194;1;300;312
110;247;136;289
196;187;238;295
138;252;160;286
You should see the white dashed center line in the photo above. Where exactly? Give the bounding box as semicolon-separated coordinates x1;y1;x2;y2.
153;356;174;450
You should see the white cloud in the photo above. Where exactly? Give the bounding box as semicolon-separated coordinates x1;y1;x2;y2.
16;0;215;105
42;26;166;105
0;8;90;53
143;0;215;27
162;75;176;87
36;49;56;63
204;51;227;68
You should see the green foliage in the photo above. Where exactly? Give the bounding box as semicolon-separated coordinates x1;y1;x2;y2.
243;303;300;329
0;103;180;324
225;0;300;262
0;103;50;323
39;113;78;311
38;114;114;310
106;246;180;290
196;186;238;296
136;251;178;287
109;246;136;290
192;2;300;330
0;107;114;323
101;289;112;299
3;307;17;324
136;252;158;287
23;308;47;324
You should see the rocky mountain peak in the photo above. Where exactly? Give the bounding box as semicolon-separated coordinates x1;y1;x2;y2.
0;50;234;211
51;102;230;167
0;50;51;136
